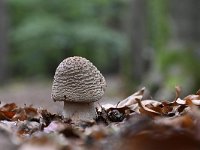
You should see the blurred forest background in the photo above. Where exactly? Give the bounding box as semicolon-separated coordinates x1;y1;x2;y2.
0;0;200;112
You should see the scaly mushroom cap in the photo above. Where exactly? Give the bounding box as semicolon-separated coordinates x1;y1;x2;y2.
51;56;106;103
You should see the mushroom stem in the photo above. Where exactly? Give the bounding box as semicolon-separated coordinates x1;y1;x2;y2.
63;101;96;121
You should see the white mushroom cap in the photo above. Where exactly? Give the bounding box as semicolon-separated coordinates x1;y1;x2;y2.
51;56;106;103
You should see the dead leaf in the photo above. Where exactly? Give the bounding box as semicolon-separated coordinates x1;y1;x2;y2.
175;86;181;100
43;121;66;133
0;103;17;112
135;99;161;118
117;87;145;108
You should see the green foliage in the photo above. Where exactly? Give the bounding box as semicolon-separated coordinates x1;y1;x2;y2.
147;0;170;50
157;49;200;93
8;0;127;77
158;49;200;80
146;0;200;93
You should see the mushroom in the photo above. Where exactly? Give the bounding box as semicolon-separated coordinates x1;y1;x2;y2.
51;56;106;122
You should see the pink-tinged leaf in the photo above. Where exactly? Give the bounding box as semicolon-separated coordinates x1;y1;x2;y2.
43;121;66;133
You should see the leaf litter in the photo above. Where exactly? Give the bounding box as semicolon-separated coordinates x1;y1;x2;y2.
0;87;200;150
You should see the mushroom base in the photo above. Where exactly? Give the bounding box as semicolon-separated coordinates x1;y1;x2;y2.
63;101;97;122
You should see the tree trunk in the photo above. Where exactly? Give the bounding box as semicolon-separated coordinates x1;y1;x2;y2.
170;0;200;44
122;0;147;92
0;0;9;82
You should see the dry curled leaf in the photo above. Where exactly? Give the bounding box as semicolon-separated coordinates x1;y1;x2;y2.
135;98;161;118
175;86;181;100
117;87;145;108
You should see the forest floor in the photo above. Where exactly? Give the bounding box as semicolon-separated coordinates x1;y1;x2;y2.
0;75;124;113
0;76;200;150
